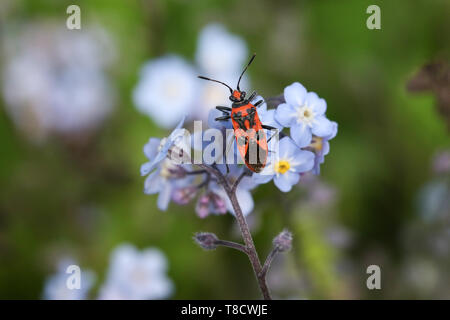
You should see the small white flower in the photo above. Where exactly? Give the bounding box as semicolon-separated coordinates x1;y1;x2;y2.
98;244;174;300
43;259;95;300
133;55;198;128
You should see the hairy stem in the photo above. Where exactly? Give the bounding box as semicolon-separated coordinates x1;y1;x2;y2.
227;189;272;300
215;239;247;253
260;247;279;279
198;164;272;300
186;169;207;175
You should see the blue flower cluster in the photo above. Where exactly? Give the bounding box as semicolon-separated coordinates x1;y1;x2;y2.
139;80;337;217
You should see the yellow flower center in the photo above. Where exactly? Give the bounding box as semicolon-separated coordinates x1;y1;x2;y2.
274;160;290;174
309;136;323;152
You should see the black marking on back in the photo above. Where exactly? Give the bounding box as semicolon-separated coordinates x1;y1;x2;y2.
232;108;257;130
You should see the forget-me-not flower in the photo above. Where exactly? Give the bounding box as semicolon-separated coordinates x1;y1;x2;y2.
253;137;315;192
196;23;248;76
133;56;197;128
98;244;173;300
275;82;334;147
141;116;194;210
140;116;186;177
43;259;95;300
2;23;115;143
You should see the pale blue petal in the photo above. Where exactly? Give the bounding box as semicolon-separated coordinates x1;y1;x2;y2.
275;103;296;127
290;150;315;173
322;140;330;157
236;189;254;216
133;57;196;129
208;108;233;129
239;175;260;190
278;137;298;158
290;124;312;148
259;109;283;131
274;171;300;192
306;92;327;116
284;82;307;107
325;121;338;140
251;95;267;112
174;114;186;130
144;170;162;194
164;115;186;150
142;152;166;176
252;172;274;184
226;188;254;216
141;162;153;176
196;24;248;75
157;183;172;211
312;115;334;137
143;138;161;160
313;161;321;175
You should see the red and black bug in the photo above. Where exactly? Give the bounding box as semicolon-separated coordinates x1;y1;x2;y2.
198;54;276;173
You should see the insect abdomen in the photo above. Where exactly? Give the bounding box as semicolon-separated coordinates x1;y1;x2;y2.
231;103;268;173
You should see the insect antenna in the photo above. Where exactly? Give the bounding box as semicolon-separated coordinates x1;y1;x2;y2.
236;53;256;91
198;76;233;94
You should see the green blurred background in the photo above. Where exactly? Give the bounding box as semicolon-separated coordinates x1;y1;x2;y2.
0;0;449;299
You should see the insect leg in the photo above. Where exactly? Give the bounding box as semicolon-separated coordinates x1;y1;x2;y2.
267;134;276;143
223;130;237;174
254;100;264;107
262;124;277;130
215;115;231;121
262;124;278;143
216;106;232;114
247;91;257;102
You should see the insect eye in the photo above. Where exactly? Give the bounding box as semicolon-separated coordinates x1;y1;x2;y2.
241;91;246;98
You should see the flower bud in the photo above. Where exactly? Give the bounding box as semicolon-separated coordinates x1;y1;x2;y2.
273;229;293;252
194;232;218;250
172;186;197;205
195;192;227;218
196;194;210;218
210;192;227;214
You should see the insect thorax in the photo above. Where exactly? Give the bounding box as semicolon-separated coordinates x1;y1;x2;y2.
231;103;257;130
